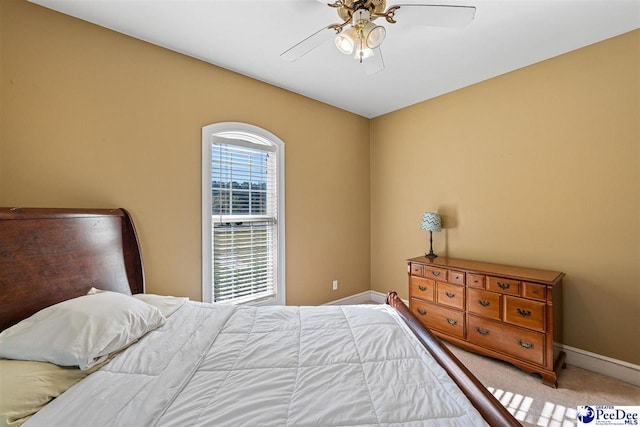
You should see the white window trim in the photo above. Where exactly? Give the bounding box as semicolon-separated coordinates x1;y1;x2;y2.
202;122;285;305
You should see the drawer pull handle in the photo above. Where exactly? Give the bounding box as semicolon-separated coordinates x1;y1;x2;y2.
476;327;489;335
417;308;427;315
517;308;532;317
446;318;457;326
497;282;511;290
518;339;534;349
478;300;490;307
445;292;455;298
418;285;427;291
432;270;441;277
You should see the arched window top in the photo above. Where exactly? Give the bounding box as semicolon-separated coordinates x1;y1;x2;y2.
203;122;283;152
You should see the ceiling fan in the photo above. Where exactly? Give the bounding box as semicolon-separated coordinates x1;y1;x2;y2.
281;0;476;75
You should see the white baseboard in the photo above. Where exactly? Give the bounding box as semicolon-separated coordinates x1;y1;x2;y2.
327;291;640;386
324;290;408;306
370;290;388;304
558;344;640;387
323;290;377;305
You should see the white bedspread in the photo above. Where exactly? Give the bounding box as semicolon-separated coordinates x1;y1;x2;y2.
26;302;488;426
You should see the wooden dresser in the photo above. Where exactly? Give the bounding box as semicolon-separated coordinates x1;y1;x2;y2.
407;256;565;387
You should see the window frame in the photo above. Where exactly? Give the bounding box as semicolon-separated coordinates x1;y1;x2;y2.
201;122;285;305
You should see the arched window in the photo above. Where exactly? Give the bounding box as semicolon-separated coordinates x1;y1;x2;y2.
202;123;285;305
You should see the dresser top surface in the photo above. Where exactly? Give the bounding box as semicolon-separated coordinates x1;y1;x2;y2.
407;256;564;284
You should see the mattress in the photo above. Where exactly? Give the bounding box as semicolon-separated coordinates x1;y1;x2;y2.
26;302;489;426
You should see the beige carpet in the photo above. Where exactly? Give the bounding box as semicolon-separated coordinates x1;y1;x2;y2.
445;343;640;426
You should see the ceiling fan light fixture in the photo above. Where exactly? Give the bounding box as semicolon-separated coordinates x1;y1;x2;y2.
335;27;357;54
363;22;386;48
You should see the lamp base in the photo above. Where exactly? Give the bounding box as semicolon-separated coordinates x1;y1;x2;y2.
425;230;438;259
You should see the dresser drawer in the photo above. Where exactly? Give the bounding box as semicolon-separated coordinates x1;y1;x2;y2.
467;273;486;289
436;282;465;310
487;276;521;295
468;315;545;365
410;277;435;302
423;266;447;281
467;288;501;320
410;263;423;277
448;270;465;285
504;296;545;332
411;299;465;339
523;282;546;301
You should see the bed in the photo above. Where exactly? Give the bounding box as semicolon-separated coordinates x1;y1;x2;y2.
0;207;520;426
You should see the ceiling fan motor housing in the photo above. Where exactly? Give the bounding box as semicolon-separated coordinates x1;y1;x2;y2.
337;0;387;21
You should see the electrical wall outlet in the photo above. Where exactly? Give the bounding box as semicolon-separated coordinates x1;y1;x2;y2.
332;280;338;291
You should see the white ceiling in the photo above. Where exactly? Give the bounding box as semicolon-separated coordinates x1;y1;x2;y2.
29;0;640;118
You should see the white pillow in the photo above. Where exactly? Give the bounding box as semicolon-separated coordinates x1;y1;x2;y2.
132;294;188;318
0;292;165;370
87;287;188;318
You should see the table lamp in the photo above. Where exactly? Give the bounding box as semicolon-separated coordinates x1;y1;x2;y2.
420;212;441;259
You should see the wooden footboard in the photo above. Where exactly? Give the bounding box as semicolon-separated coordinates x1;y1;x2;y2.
386;291;521;427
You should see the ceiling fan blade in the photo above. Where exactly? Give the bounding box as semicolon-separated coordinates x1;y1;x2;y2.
390;4;476;28
363;47;384;75
280;26;337;61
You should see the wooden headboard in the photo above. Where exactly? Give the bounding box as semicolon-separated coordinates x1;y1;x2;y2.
0;208;144;331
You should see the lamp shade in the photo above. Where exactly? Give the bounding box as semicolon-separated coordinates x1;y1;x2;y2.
335;27;357;54
363;22;386;49
420;212;441;232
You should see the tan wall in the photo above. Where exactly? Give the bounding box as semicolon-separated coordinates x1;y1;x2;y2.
0;0;371;305
371;30;640;364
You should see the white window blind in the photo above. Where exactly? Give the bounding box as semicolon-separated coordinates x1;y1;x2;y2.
211;139;279;304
